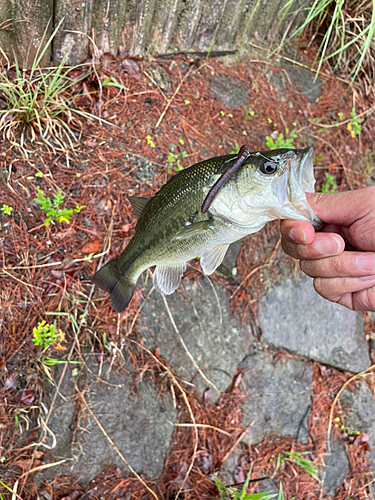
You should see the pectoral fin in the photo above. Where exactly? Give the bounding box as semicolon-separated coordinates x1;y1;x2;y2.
153;263;186;295
172;220;215;241
200;243;230;275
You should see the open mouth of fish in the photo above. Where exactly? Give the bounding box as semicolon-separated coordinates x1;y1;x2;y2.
274;147;323;226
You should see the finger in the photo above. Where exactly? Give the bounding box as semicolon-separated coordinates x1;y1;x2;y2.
282;232;345;260
300;251;375;278
280;220;316;245
313;275;375;303
306;187;375;226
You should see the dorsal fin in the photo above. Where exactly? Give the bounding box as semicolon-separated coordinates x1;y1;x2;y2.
128;196;150;219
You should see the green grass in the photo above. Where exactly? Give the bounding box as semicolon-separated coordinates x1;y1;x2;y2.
277;452;321;482
0;18;108;152
215;467;278;500
280;0;375;86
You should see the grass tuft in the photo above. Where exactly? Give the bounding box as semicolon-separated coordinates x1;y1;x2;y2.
0;19;102;154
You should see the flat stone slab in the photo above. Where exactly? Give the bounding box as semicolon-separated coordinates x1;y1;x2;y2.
210;75;249;108
323;439;350;497
259;276;370;373
238;348;313;445
38;358;176;483
341;379;375;474
138;278;248;397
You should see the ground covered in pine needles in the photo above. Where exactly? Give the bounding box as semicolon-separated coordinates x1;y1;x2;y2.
1;44;375;499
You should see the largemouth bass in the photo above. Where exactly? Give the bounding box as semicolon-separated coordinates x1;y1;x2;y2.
92;147;321;312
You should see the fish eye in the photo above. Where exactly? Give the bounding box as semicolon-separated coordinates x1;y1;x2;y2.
260;161;278;175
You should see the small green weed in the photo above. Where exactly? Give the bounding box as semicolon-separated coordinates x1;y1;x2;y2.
34;186;84;226
347;108;363;137
277;452;321;482
266;128;298;149
1;204;12;215
320;172;338;193
32;321;62;349
215;468;277;500
244;108;255;120
146;135;155;148
167;143;188;173
230;142;240;154
102;76;128;91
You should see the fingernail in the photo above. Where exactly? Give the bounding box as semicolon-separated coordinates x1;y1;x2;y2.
315;236;342;255
355;254;375;272
289;227;306;243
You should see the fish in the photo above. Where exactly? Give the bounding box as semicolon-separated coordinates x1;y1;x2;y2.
92;146;322;312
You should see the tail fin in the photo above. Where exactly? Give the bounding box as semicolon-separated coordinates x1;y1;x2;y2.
92;260;136;313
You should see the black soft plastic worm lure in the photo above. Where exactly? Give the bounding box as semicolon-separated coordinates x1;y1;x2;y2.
201;145;250;214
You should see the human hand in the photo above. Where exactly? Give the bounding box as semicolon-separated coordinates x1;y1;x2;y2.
280;187;375;311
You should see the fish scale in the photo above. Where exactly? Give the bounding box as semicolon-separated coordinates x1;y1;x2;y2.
92;147;321;312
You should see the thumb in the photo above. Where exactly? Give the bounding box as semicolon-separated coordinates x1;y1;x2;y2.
307;188;375;226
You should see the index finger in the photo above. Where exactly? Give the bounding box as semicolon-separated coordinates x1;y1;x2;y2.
280;219;316;245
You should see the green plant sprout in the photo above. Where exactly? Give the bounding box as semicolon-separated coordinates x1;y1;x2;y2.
277;452;321;482
32;321;62;349
167;150;188;172
102;76;128;91
1;204;12;215
266;128;298;149
320;172;338;193
347;108;363;137
146;135;155;148
34;186;84;226
230;142;240;154
244;108;255;120
215;467;277;500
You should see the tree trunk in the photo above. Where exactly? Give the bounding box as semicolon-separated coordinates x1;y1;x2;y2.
0;0;300;67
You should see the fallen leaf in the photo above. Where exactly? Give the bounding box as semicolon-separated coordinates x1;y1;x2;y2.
81;240;103;254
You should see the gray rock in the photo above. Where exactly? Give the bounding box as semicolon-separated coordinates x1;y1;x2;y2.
38;358;176;483
284;65;322;103
238;348;312;445
323;438;349;497
138;278;248;397
266;70;285;93
259;276;370;373
210;75;249;108
147;63;172;93
341;380;375;471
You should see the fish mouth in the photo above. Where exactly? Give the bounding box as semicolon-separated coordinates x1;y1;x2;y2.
298;147;316;193
277;147;322;226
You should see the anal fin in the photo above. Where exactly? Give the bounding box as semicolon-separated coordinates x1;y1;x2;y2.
200;243;230;275
153;263;186;295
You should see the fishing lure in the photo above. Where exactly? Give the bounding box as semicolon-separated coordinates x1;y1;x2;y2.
201;145;250;214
